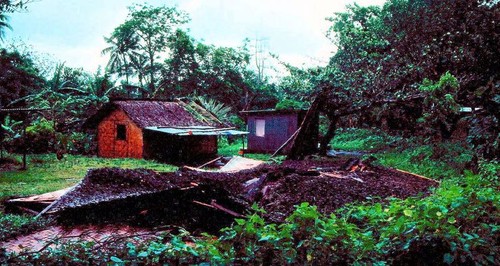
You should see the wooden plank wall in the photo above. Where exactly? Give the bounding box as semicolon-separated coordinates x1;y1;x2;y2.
247;113;299;153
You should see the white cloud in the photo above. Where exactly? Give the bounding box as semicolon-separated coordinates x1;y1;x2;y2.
5;0;387;74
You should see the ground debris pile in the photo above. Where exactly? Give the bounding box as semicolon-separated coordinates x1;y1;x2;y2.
37;157;437;229
259;161;436;222
45;167;256;233
48;168;177;213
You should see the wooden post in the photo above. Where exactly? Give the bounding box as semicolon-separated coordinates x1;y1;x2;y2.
21;122;27;170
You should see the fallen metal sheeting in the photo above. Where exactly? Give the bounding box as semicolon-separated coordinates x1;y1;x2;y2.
183;156;265;173
5;186;75;215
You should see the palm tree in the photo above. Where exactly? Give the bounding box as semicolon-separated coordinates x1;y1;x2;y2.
101;28;140;84
128;52;148;90
0;13;12;42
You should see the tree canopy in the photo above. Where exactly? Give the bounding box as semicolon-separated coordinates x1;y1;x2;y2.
299;0;500;157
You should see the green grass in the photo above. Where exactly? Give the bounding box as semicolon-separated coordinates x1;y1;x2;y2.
330;128;481;180
0;139;273;199
331;128;403;151
218;137;273;161
0;154;177;198
375;143;474;180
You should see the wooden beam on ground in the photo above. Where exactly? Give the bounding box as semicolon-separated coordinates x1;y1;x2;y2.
192;200;245;218
197;157;222;169
320;172;345;179
16;206;40;215
36;182;81;218
395;169;440;184
211;201;245;218
181;166;209;172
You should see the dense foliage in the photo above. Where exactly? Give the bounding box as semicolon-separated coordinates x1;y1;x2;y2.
278;0;499;158
102;5;276;111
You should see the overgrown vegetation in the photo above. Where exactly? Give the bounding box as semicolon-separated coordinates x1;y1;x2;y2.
330;127;402;151
0;212;49;243
331;128;477;179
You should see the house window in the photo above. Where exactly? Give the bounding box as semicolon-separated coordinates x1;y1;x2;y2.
116;124;126;140
255;119;265;137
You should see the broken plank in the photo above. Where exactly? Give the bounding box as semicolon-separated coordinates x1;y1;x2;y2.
36;182;82;218
180;182;199;191
197;157;223;169
211;201;245;218
16;206;40;216
320;172;345;179
192;200;215;209
181;166;210;172
395;169;440;183
192;200;245;218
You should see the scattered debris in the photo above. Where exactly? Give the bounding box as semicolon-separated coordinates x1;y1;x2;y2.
219;156;265;172
5;187;74;214
183;156;265;173
4;156;439;249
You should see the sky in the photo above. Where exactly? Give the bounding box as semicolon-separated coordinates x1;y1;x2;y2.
5;0;386;76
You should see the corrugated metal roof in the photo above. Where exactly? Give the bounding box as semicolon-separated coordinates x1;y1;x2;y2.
0;108;50;113
240;109;308;116
145;126;248;136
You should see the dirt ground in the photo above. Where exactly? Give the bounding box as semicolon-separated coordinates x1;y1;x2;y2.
0;158;20;171
2;156;438;253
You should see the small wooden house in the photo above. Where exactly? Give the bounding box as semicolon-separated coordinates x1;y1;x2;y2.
85;99;247;163
241;109;317;153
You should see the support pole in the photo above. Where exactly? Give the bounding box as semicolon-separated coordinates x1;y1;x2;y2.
21;123;27;170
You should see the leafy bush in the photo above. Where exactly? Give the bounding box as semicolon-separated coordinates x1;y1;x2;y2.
478;159;499;183
66;132;96;155
417;72;460;140
468;114;499;160
0;213;49;242
275;99;306;110
11;118;56;154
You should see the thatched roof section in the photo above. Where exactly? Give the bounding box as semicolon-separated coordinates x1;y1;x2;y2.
84;99;224;129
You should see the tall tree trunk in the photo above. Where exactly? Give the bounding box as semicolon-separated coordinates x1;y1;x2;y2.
319;114;339;155
149;60;155;98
